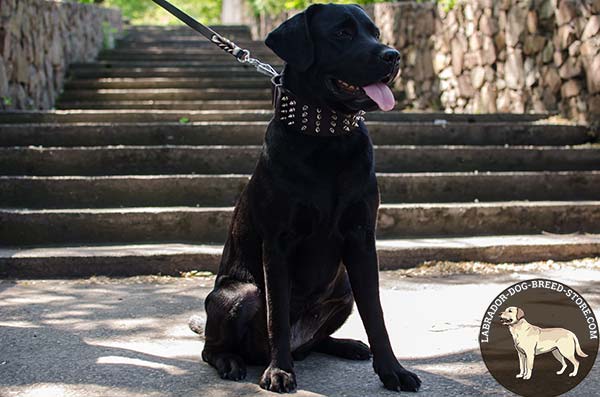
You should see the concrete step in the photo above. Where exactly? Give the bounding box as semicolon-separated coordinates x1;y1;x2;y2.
2;234;600;277
54;100;272;110
101;47;270;56
0;110;557;124
64;77;271;89
114;39;265;48
58;88;273;101
1;202;599;245
69;61;283;69
1;145;598;175
1;172;599;209
123;25;252;40
1;122;590;147
68;67;273;78
98;53;278;62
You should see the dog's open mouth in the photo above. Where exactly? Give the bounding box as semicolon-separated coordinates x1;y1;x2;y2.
500;317;512;325
332;70;398;112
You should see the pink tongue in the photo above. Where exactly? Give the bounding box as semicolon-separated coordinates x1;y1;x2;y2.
362;83;395;111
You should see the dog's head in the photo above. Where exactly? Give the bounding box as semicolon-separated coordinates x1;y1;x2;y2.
266;3;400;114
499;306;525;326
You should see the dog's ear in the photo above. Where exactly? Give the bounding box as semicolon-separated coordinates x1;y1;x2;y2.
265;5;321;71
516;307;525;320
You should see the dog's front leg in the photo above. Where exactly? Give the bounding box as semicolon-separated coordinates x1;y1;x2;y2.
343;229;421;392
258;240;296;393
523;349;535;380
516;350;525;378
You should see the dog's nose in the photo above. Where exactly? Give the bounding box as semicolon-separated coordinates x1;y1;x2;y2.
380;48;400;65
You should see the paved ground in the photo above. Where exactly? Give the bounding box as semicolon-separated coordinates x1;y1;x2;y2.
1;260;599;397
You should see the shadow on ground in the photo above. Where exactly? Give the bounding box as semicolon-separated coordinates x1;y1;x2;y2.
0;272;597;396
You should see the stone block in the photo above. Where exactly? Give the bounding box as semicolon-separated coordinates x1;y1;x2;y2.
524;35;547;55
544;67;562;94
585;55;600;94
557;24;576;50
505;49;524;89
561;79;582;98
527;10;538;34
542;41;554;63
556;0;578;26
559;57;582;79
582;15;600;41
457;75;475;98
471;66;486;89
506;5;526;47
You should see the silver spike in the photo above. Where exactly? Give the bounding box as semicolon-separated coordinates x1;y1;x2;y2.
301;125;307;131
302;105;308;111
330;127;335;133
315;127;320;133
302;118;308;124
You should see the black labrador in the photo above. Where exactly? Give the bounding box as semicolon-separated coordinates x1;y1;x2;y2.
196;3;421;393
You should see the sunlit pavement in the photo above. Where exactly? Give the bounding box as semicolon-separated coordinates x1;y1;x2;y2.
0;265;598;397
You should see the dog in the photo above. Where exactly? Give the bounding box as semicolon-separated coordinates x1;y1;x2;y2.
192;3;421;393
499;306;588;380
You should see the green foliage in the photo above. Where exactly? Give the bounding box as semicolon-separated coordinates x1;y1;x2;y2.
2;97;12;106
102;21;119;49
179;117;190;124
248;0;387;16
77;0;222;25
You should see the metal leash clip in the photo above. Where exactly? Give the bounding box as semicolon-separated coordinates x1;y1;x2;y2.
151;0;280;79
237;49;279;78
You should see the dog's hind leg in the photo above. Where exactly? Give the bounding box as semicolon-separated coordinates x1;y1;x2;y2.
564;353;580;377
292;270;370;361
202;280;266;381
552;350;567;375
556;339;580;377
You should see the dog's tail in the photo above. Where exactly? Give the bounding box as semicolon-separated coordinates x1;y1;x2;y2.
574;335;588;357
188;315;204;336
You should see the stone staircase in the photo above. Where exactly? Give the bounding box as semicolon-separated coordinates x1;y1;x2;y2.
1;25;600;278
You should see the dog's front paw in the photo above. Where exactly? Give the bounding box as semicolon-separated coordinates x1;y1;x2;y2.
523;373;532;380
374;360;421;392
259;364;296;393
516;373;523;378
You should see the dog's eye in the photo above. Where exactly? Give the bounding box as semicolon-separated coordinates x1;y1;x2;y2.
335;29;352;39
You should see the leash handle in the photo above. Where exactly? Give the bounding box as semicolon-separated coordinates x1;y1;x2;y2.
150;0;279;77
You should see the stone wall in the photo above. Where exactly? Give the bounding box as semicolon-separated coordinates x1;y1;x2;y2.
248;1;599;123
375;0;600;123
0;0;122;110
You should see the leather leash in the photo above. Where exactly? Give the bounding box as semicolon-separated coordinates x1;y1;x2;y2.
151;0;279;78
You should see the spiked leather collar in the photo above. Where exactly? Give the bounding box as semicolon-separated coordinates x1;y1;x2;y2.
272;76;366;137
